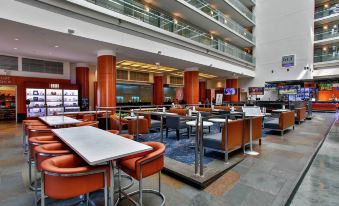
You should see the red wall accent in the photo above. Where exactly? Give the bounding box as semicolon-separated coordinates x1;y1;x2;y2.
0;75;73;115
76;67;89;100
226;79;239;103
184;71;199;104
94;81;98;109
97;55;116;108
153;76;164;105
318;87;339;101
199;81;207;102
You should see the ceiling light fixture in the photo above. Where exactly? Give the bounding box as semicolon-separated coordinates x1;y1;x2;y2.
14;38;19;41
54;45;59;48
13;48;17;50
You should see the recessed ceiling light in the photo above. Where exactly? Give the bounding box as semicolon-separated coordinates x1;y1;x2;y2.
54;45;59;48
13;48;17;50
14;38;19;41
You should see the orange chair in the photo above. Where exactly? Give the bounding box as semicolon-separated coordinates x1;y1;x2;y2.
295;107;306;124
28;136;60;191
40;154;110;206
168;108;188;116
110;115;128;130
76;121;99;128
107;130;134;140
22;120;47;151
128;119;149;137
33;143;71;204
119;142;166;206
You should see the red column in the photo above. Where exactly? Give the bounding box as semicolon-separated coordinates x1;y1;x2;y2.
226;79;239;103
97;50;116;108
184;69;199;105
199;81;206;102
153;75;164;105
76;64;89;110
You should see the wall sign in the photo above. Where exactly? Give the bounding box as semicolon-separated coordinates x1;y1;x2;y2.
282;55;295;68
0;76;12;84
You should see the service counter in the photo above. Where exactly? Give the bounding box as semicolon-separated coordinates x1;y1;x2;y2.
312;101;339;112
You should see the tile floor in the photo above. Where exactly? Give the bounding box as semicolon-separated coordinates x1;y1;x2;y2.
0;112;336;206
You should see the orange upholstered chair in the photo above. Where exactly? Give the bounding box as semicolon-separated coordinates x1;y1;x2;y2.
214;106;230;111
128;119;149;137
119;142;166;206
107;130;134;140
295;107;306;124
265;111;295;135
203;119;245;162
195;107;212;113
28;136;60;191
76;121;99;128
33;143;71;202
110;115;128;130
23;120;47;150
168;108;188;116
40;154;110;206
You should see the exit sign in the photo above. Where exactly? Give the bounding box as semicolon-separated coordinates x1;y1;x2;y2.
282;55;295;68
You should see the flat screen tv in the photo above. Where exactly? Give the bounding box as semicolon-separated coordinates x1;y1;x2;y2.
249;87;264;95
224;88;236;95
264;83;278;92
279;85;300;95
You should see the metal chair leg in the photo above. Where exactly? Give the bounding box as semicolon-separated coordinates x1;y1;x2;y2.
41;171;45;206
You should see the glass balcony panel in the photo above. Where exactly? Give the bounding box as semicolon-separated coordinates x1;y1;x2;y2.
87;0;254;64
315;30;339;41
314;53;339;63
227;0;255;21
184;0;254;42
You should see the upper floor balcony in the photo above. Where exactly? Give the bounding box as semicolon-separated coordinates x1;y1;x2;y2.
183;0;254;43
204;0;255;27
85;0;254;64
315;4;339;22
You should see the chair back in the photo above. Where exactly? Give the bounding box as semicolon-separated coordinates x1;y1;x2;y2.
76;121;99;128
168;108;188;116
165;116;180;129
221;119;244;151
279;111;295;129
128;119;149;135
295;107;306;121
244;116;263;142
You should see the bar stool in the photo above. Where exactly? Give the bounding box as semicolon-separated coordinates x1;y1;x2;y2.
118;142;166;206
28;136;59;191
40;154;110;206
33;143;71;205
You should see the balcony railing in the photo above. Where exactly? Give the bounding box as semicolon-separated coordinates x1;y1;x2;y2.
314;53;339;63
227;0;255;22
184;0;254;42
315;30;339;41
315;7;339;19
86;0;254;64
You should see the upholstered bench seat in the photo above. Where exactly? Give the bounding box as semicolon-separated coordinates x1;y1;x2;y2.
264;119;280;130
203;133;222;150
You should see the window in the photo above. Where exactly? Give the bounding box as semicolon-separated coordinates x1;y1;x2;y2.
130;71;149;82
22;58;63;74
0;55;18;71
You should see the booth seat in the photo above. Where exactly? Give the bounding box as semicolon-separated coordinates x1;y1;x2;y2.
214;106;230;111
203;117;262;162
295;107;306;124
264;111;295;136
195;107;212;113
312;102;337;111
168;108;188;116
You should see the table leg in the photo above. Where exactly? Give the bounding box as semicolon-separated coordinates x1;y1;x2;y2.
160;115;164;143
245;117;259;156
109;161;115;206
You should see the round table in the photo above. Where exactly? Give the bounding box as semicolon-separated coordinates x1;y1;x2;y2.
186;121;213;127
124;116;144;120
208;118;234;123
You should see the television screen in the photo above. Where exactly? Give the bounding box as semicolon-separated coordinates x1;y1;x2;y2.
264;83;278;91
318;83;332;91
279;85;300;95
249;87;264;95
224;88;236;95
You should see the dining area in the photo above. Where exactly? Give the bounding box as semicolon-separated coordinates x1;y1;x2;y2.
22;115;166;206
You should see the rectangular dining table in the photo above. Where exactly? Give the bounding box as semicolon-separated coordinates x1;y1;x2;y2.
52;126;152;206
39;116;82;127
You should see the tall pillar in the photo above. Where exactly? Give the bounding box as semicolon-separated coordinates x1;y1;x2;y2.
97;50;116;108
226;79;239;103
153;75;164;105
76;63;89;110
199;81;207;102
184;68;199;105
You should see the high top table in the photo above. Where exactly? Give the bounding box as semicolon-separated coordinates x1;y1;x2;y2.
39;116;82;128
52;126;152;206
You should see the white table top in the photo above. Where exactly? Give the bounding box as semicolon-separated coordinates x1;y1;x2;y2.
272;109;289;112
124;116;145;120
57;111;107;115
52;126;152;165
152;112;177;116
208;118;235;123
186;121;213;127
39;116;82;127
